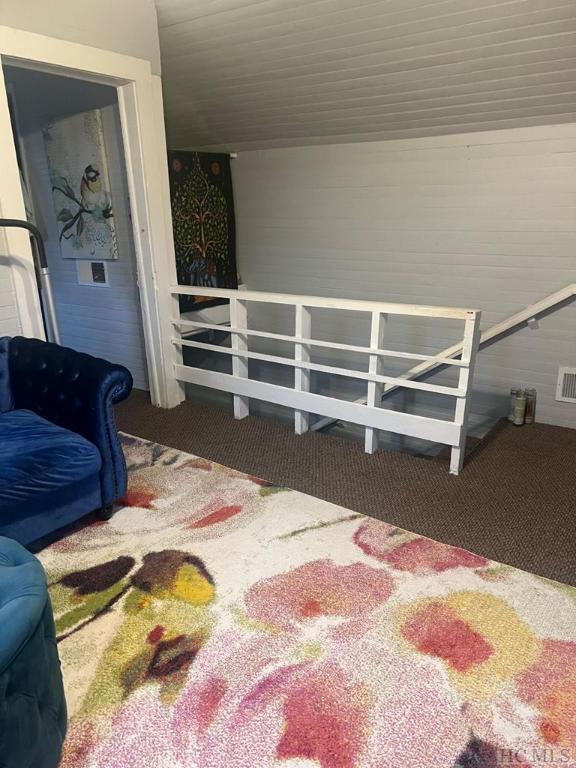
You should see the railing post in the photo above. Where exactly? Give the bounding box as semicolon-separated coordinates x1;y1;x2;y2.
168;293;187;407
294;304;311;434
450;310;481;475
365;311;387;453
230;297;250;419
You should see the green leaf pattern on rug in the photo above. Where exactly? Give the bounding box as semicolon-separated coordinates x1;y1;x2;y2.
50;550;216;718
51;556;136;638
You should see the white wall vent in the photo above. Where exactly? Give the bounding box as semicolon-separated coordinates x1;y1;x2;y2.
556;367;576;403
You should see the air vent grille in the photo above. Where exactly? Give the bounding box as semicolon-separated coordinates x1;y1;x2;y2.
556;367;576;403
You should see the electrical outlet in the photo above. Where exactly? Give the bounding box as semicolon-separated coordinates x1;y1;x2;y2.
77;260;109;286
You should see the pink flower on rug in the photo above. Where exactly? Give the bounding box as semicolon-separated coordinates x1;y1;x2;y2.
401;600;494;672
244;558;394;630
359;664;469;768
71;612;472;768
170;631;298;767
517;639;576;750
354;518;487;573
193;676;228;733
60;721;99;767
277;661;371;768
119;488;157;509
170;624;468;768
177;490;265;538
86;689;181;767
188;502;244;529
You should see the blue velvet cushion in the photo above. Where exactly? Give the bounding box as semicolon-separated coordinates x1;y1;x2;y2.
0;536;67;768
0;410;102;541
0;336;13;413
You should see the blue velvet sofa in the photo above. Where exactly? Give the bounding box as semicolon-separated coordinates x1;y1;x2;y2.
0;536;67;768
0;336;133;547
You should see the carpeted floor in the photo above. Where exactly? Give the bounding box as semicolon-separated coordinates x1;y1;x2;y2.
116;390;576;586
42;433;576;766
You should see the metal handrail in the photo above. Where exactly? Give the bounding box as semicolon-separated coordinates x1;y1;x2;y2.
0;218;60;343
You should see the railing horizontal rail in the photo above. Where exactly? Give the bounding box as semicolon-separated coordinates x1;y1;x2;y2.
175;365;461;446
312;282;576;433
171;285;477;320
170;286;481;474
173;337;465;396
174;319;467;367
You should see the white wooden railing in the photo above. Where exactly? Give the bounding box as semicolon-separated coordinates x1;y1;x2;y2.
171;286;481;475
313;282;576;432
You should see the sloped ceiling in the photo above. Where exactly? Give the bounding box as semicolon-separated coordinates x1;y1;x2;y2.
156;0;576;151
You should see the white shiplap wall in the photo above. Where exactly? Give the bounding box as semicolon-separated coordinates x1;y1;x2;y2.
233;123;576;430
0;259;20;336
23;105;149;389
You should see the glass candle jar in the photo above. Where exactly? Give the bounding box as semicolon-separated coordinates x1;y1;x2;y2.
513;390;527;426
508;387;520;422
524;388;536;424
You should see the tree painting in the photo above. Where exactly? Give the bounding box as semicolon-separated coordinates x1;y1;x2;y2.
168;151;237;312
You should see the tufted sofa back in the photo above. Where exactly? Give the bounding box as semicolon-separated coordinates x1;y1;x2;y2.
7;336;131;438
6;336;133;506
0;537;67;768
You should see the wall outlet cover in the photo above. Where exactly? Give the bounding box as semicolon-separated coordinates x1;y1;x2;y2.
77;260;109;286
91;262;107;283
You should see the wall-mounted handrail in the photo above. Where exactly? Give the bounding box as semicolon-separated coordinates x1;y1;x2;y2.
312;283;576;433
170;285;481;474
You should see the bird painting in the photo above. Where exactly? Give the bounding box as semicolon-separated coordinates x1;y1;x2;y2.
44;109;118;260
80;164;112;219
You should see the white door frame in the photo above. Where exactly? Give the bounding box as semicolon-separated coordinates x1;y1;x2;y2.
0;25;184;408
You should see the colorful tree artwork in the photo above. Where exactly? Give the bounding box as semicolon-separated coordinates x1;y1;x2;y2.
168;151;237;312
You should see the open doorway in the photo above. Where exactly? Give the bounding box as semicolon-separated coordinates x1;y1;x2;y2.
3;64;149;390
0;27;184;409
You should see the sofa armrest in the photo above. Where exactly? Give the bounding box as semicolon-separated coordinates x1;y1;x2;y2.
8;337;133;506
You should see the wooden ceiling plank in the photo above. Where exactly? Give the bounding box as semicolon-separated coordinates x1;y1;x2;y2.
197;86;576;130
163;20;576;86
160;0;575;59
157;0;509;32
162;56;576;111
187;99;576;141
162;37;576;102
165;68;576;122
157;0;576;149
174;114;576;152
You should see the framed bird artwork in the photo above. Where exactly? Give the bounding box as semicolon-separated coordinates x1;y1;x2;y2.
43;109;118;260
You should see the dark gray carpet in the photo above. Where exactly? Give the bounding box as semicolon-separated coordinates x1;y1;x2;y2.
116;390;576;586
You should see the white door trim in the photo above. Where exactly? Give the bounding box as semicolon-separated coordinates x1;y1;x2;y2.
0;25;183;407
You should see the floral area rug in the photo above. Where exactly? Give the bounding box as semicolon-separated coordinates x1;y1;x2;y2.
39;434;576;768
